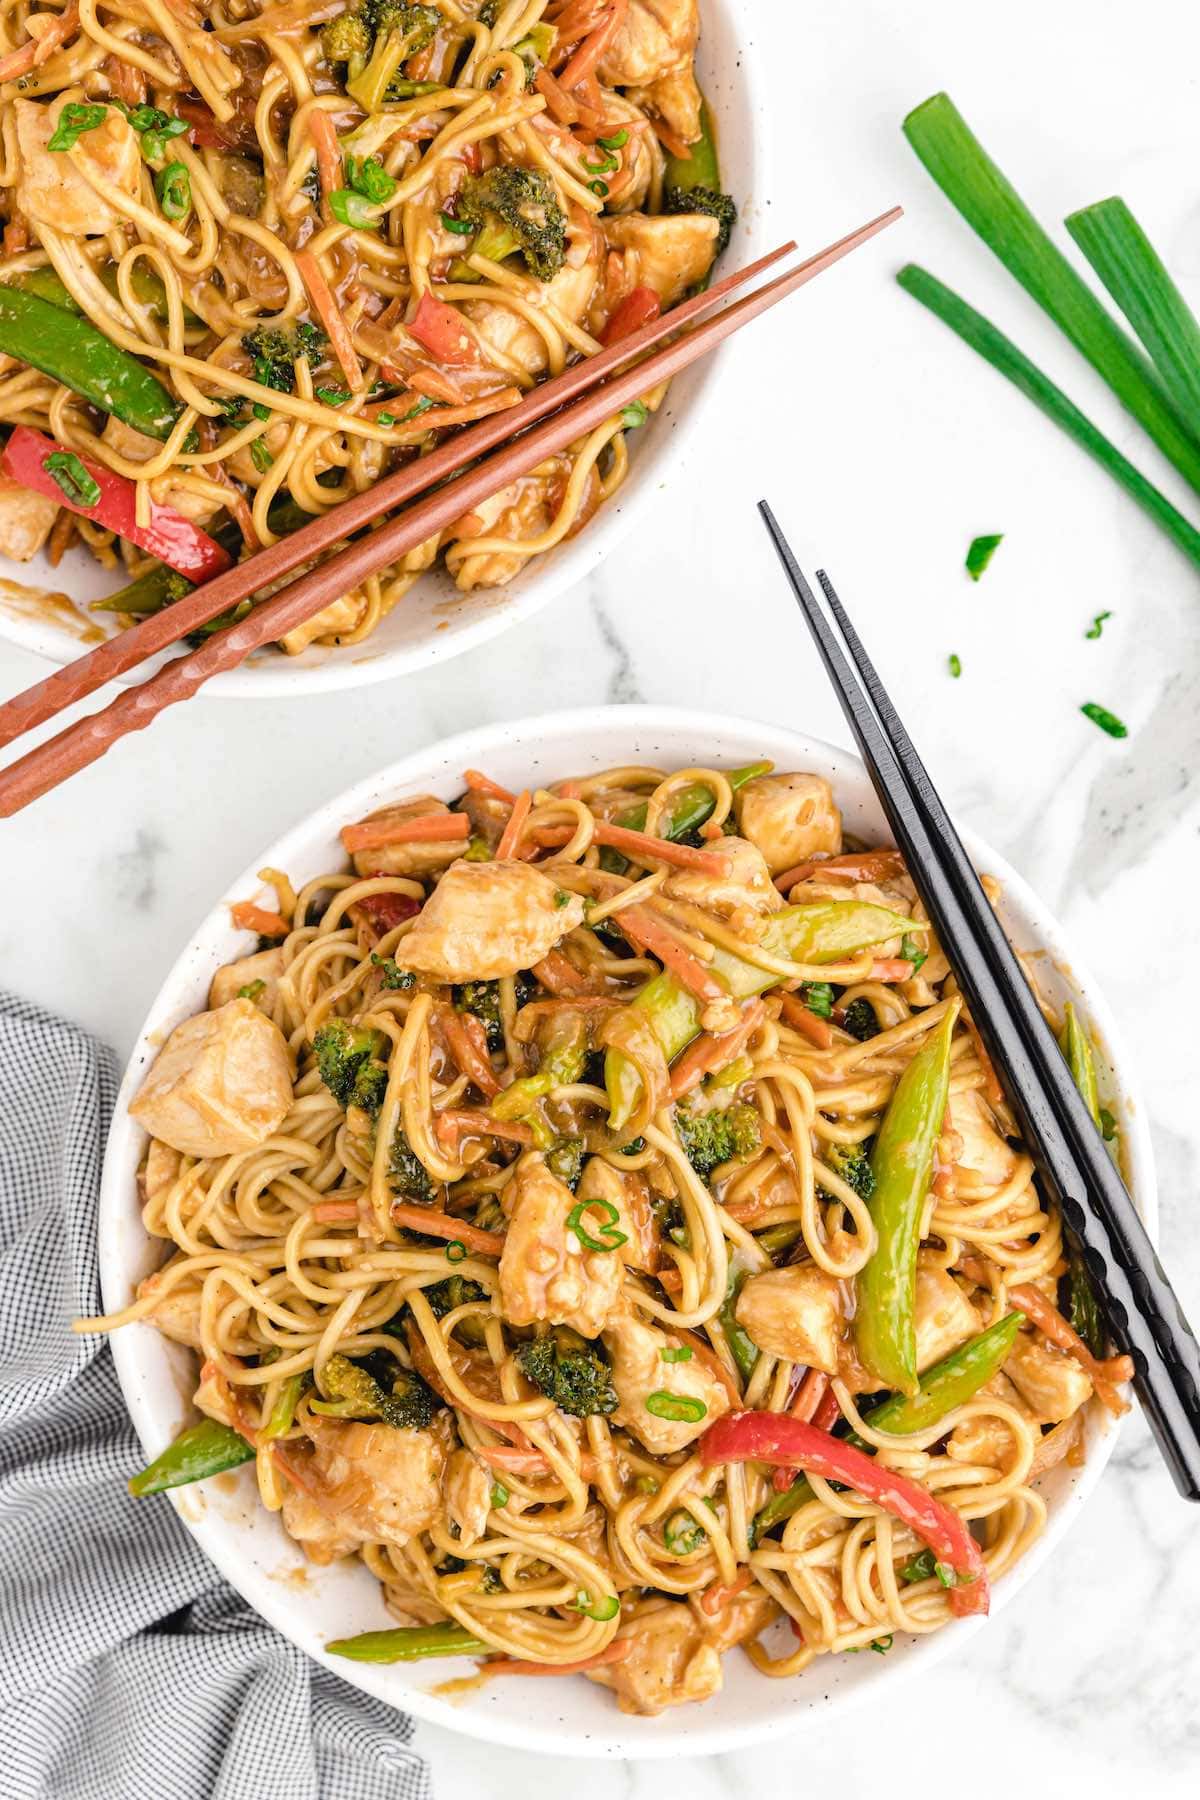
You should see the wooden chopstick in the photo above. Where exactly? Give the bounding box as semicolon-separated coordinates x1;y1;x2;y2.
0;236;802;754
0;208;902;816
758;500;1200;1502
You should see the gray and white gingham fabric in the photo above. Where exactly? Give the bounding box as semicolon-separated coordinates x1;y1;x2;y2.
0;992;430;1800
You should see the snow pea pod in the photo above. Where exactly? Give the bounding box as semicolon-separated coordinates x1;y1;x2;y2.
1059;1002;1106;1355
854;1007;958;1394
128;1418;254;1496
615;760;772;846
0;285;180;438
327;1622;487;1663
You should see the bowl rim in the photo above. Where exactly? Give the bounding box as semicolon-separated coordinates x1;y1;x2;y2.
0;2;769;700
98;704;1158;1758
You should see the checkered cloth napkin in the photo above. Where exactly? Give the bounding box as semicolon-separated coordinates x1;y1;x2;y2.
0;992;430;1800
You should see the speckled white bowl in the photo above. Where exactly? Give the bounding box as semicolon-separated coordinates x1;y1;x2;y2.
98;707;1156;1757
0;4;769;697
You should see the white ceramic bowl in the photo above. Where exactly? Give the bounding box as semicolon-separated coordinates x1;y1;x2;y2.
99;707;1156;1757
0;7;767;698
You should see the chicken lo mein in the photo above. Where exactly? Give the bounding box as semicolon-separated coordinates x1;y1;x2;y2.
81;757;1135;1714
0;0;734;650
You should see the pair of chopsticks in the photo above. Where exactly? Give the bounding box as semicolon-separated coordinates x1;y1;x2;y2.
759;503;1200;1501
0;207;903;817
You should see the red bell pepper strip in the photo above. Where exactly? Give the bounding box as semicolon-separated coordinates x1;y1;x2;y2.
701;1410;990;1616
602;284;662;346
408;292;481;366
0;426;231;581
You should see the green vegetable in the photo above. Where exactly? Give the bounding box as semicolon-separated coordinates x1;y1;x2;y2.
237;979;266;1001
803;981;834;1018
250;436;273;473
840;997;879;1042
965;533;1002;580
128;1418;253;1496
1058;1003;1107;1357
242;322;328;394
819;1140;875;1202
422;1274;487;1319
490;1480;509;1508
897;264;1200;574
948;653;962;678
675;1100;760;1181
900;933;927;974
1081;702;1127;739
330;188;379;229
545;1135;585;1191
316;1353;438;1428
1065;196;1200;440
574;1590;620;1622
389;1125;435;1202
155;160;191;220
645;1390;706;1423
1099;1107;1118;1142
346;153;397;203
902;93;1200;496
1086;611;1112;640
660;1345;693;1363
0;285;180;439
605;899;918;1129
855;1011;955;1394
516;1331;618;1417
322;1;441;112
313;1020;389;1114
48;102;108;152
566;1197;628;1253
262;1371;307;1439
718;1268;758;1382
617;760;770;846
327;1622;487;1663
457;164;567;281
43;451;99;508
664;183;736;258
1059;1003;1100;1124
370;953;414;989
662;1509;706;1554
117;102;189;164
15;258;197;328
492;1009;587;1120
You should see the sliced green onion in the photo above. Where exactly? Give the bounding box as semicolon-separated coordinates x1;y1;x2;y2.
584;151;619;174
587;179;608;198
903;93;1200;495
948;652;962;678
1081;701;1128;739
43;451;100;508
802;981;834;1018
965;533;1002;580
645;1390;706;1423
48;102;108;152
1066;196;1200;438
1099;1107;1118;1142
155;161;191;221
897;264;1200;573
490;1481;509;1508
345;154;397;203
401;396;435;422
620;400;648;429
329;188;378;229
899;933;927;974
445;1240;467;1263
662;1509;706;1554
566;1197;628;1253
237;979;266;1000
252;402;271;422
597;129;629;150
660;1345;693;1363
441;211;475;235
316;387;350;406
574;1589;620;1621
250;437;273;473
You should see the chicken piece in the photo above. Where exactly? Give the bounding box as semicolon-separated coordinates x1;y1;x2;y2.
597;0;699;97
629;60;703;144
946;1370;1034;1468
15;97;140;236
100;418;219;525
499;1153;623;1337
137;1137;182;1207
465;239;601;382
574;1155;658;1271
137;1275;203;1348
603;1311;730;1453
443;466;560;590
733;772;842;877
208;946;284;1012
946;1088;1016;1188
278;592;362;655
694;1585;778;1655
347;795;467;880
443;1448;493;1548
399;859;585;981
592;94;659;214
280;1488;359;1564
129;998;293;1158
603;212;719;308
1004;1333;1094;1424
588;1600;721;1715
0;477;59;563
913;1265;980;1372
734;1263;843;1374
662;835;783;924
283;1417;446;1559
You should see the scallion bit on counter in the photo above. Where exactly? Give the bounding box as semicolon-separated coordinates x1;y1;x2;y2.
965;533;1003;580
1080;702;1128;739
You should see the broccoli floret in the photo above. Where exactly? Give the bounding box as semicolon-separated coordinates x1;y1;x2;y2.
326;1;441;112
454;979;503;1051
422;1274;488;1319
476;0;500;23
663;184;737;257
517;1331;617;1417
321;1352;438;1428
314;1021;389;1114
242;322;328;394
545;1136;585;1191
389;1124;435;1202
821;1141;876;1202
675;1101;761;1181
371;953;415;990
458;165;567;281
841;998;880;1043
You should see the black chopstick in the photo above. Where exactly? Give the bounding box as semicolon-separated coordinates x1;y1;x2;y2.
758;500;1200;1502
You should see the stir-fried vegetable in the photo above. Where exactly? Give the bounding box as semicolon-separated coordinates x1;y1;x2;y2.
128;1418;254;1496
0;285;181;439
327;1622;488;1663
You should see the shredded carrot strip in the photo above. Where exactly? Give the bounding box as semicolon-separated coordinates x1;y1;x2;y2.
474;1446;551;1476
556;779;582;800
0;3;78;78
389;1204;505;1257
463;768;516;803
482;1639;632;1678
669;999;766;1099
496;789;532;860
867;958;915;982
435;1109;535;1147
310;1200;359;1222
773;849;906;893
700;1568;753;1617
556;0;626;90
230;901;289;937
534;63;580;124
294;248;365;390
308;108;342;204
1008;1282;1134;1415
593;821;728;873
788;1366;829;1422
529;950;592;995
441;1009;501;1098
618;905;725;1001
341;811;468;853
778;992;834;1050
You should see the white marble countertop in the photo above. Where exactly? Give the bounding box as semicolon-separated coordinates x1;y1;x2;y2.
3;0;1200;1791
